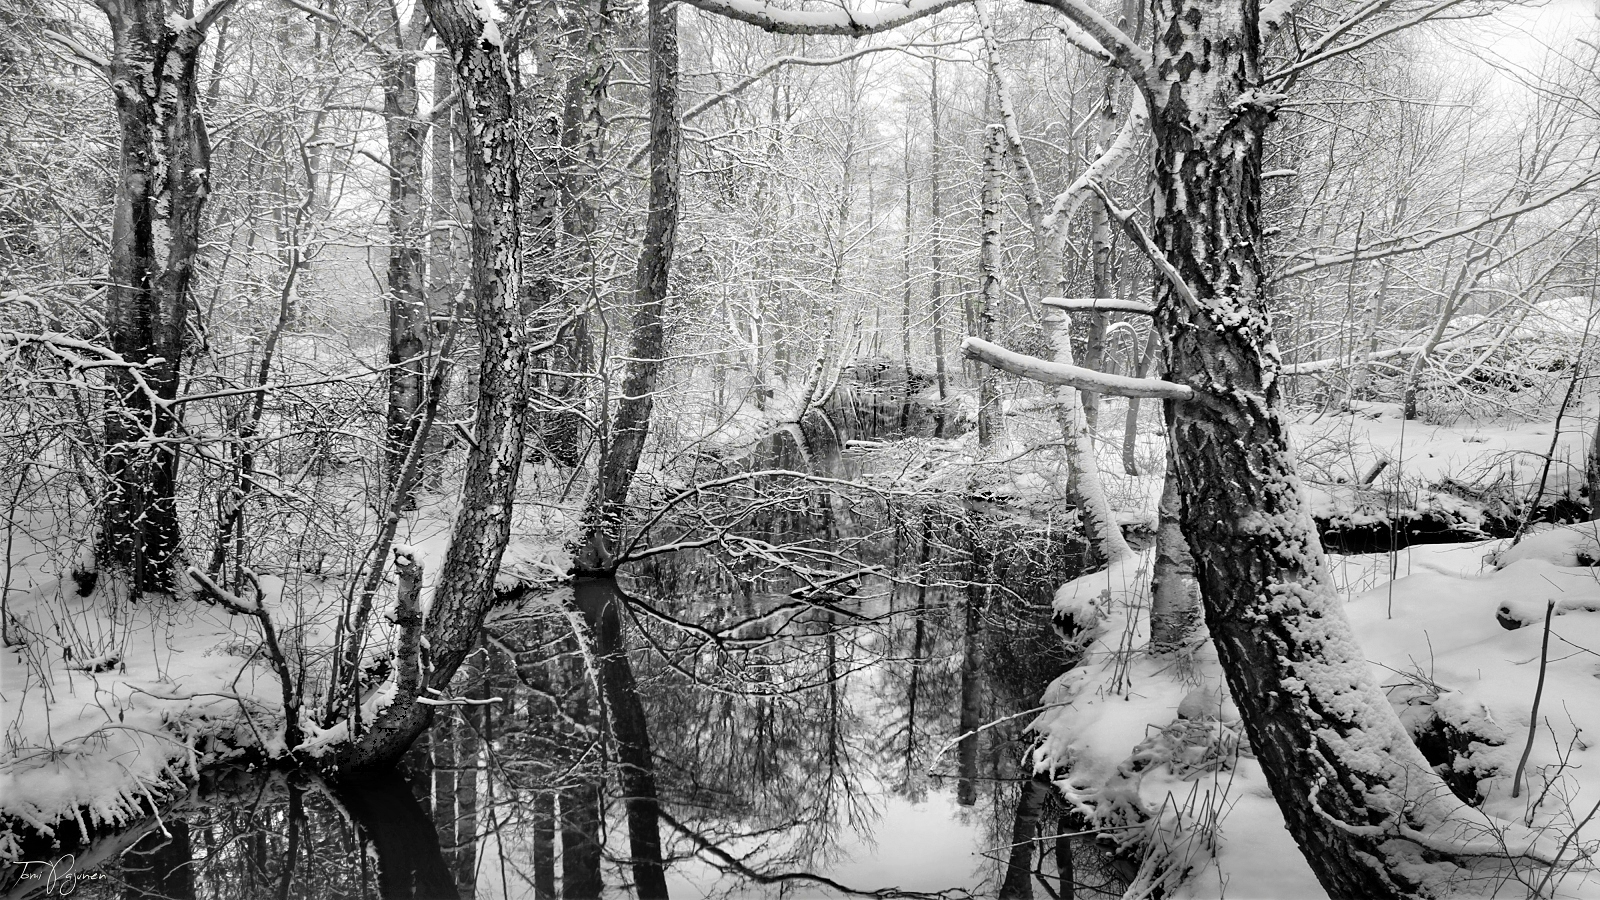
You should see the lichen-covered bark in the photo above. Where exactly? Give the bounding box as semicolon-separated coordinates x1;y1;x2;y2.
1151;2;1513;895
99;0;229;593
343;0;529;769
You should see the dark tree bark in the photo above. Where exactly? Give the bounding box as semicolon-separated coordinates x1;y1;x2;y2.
378;2;434;488
531;791;557;899
98;0;235;593
562;3;681;898
1149;1;1526;895
561;780;604;898
336;770;460;900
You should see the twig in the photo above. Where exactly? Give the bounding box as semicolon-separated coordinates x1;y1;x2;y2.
1512;600;1556;799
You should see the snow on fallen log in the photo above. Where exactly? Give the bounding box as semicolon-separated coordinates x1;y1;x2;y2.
961;337;1192;400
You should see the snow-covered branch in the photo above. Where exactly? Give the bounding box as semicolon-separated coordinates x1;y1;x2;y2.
677;0;970;35
962;337;1192;400
1279;173;1600;278
1022;0;1151;88
1042;297;1154;315
1042;95;1147;246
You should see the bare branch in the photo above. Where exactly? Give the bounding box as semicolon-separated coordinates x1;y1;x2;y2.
677;0;970;36
1278;170;1600;278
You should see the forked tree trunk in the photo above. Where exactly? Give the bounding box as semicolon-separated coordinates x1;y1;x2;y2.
341;0;530;768
99;0;233;593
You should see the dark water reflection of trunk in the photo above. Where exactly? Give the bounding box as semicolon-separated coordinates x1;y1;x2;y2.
41;393;1127;900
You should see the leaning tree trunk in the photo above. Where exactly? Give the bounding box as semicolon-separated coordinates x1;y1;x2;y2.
1152;1;1521;895
341;0;530;768
99;0;232;594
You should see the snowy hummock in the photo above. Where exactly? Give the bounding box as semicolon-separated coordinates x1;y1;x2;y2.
1031;530;1600;899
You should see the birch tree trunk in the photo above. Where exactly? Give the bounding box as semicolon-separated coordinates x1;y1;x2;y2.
98;0;233;594
1151;2;1525;894
976;125;1003;447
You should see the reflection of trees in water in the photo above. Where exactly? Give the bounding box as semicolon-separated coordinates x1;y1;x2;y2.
65;473;1122;899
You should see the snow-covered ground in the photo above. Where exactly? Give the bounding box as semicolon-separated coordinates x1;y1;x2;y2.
1030;398;1600;900
6;395;1600;896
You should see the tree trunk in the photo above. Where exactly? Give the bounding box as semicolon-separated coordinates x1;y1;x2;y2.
1081;79;1118;433
928;59;948;406
1122;329;1157;475
998;775;1053;900
561;780;604;898
901;128;916;386
564;3;680;896
1148;457;1199;649
342;0;531;768
336;770;460;900
99;0;226;593
531;791;556;899
381;19;432;489
573;577;668;898
1043;308;1130;567
1152;2;1513;895
956;578;984;807
976;125;1003;448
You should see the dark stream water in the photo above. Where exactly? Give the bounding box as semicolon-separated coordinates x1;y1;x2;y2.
5;395;1124;900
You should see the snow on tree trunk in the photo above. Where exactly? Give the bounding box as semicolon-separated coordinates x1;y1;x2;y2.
1043;307;1131;568
977;125;1003;448
99;0;224;594
1151;1;1538;894
343;0;530;769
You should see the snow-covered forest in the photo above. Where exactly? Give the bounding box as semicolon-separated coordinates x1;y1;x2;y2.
4;0;1600;896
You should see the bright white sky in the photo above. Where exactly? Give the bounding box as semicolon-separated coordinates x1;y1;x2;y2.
1458;0;1596;76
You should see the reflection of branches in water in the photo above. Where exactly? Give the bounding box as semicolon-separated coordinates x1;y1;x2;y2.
660;809;977;900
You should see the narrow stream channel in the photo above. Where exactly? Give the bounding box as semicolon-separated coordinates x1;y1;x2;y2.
8;396;1129;900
